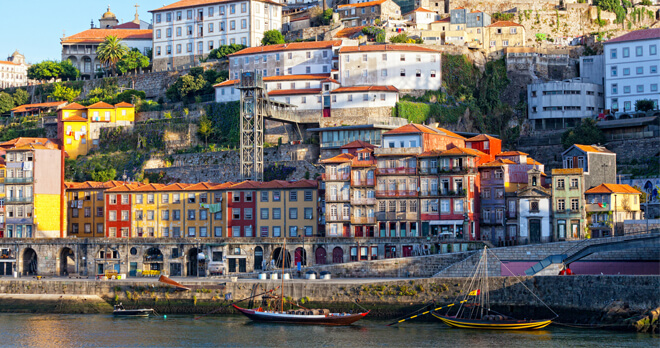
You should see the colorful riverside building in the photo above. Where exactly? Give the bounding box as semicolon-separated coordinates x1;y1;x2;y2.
64;181;127;237
321;123;504;257
0;158;5;237
57;101;136;159
0;138;64;238
551;168;586;241
585;183;642;237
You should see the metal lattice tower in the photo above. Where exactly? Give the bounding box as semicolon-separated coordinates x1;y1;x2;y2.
238;70;265;182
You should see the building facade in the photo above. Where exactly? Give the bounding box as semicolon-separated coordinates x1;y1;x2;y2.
561;144;617;190
585;183;642;237
337;0;402;27
150;0;283;71
551;168;585;241
65;181;126;238
603;28;660;114
0;51;29;89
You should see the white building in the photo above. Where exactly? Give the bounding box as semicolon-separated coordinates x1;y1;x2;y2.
338;44;442;93
150;0;284;71
580;55;604;85
402;8;439;30
61;7;152;78
603;28;660;114
0;51;29;89
516;169;552;244
527;78;604;130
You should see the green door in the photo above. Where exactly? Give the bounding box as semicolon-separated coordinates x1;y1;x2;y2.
530;220;541;243
129;262;137;277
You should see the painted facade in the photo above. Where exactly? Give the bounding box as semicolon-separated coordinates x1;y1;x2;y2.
551;168;585;241
585;183;642;237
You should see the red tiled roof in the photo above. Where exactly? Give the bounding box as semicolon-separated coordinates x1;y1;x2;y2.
61;29;152;44
11;101;67;113
61;102;86;110
404;7;435;15
152;0;283;11
320;153;355;163
384;123;438;135
527;157;542;165
335;26;365;39
439;147;485;157
160;183;194;191
432;17;451;23
480;159;516;167
0;60;20;66
113;22;141;29
606;28;660;44
267;88;321;96
290;16;310;22
331;85;398;93
114;102;134;107
62;115;88;122
498;151;528;156
339;44;440;53
229;40;343;57
338;0;387;8
66;180;128;190
573;144;614;154
184;182;220;191
487;21;523;28
551;168;584;175
0;137;58;150
434;127;466;139
466;134;499;142
585;183;641;195
230;181;263;189
214;79;238;87
341;140;376;149
418;150;444;157
322;77;340;84
87;101;115;109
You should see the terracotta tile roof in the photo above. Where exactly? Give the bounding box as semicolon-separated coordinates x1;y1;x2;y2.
229;40;342;57
480;159;516;167
404;7;435;15
356;148;374;153
498;151;528;156
335;26;365;38
418;150;444;157
585;183;641;195
267;88;321;96
87;101;115;109
61;29;152;44
160;183;194;191
266;73;330;81
61;103;86;110
230;181;263;189
439;147;486;157
341;140;376;149
211;182;236;190
384;123;438;135
487;20;523;28
114;102;134;107
258;179;318;189
106;183;167;192
62;115;88;122
11;101;67;113
573;144;614;154
466;134;499;142
331;85;398;93
606;28;660;44
338;0;387;8
214;79;238;87
184;182;220;191
433;17;451;23
526;157;542;165
322;77;340;84
66;180;128;190
152;0;283;11
339;44;440;53
434;127;466;139
113;22;141;29
0;137;59;150
551;168;584;175
0;60;20;66
290;16;310;22
320;153;355;163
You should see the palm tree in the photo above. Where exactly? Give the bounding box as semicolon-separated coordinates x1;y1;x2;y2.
96;36;128;76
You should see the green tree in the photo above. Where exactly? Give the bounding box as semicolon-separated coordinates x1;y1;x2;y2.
115;89;146;104
198;115;213;146
207;44;247;60
635;99;656;112
389;33;409;43
0;92;15;114
12;89;29;106
561;118;607;149
116;48;150;74
322;9;333;25
641;0;652;5
261;30;285;45
59;60;80;80
51;83;81;102
91;167;117;182
96;35;129;76
27;61;63;81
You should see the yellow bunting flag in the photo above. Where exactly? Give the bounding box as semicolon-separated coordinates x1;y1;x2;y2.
468;289;481;296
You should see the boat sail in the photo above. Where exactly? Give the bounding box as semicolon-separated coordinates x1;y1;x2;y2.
432;247;557;330
232;238;370;325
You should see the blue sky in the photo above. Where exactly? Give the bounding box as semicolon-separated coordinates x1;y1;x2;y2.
0;1;167;63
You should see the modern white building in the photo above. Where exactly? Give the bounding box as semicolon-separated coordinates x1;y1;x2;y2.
579;55;604;85
527;78;604;130
603;28;660;115
0;51;29;89
338;44;442;92
150;0;284;71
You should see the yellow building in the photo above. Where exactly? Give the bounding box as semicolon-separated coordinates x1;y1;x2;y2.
255;180;319;239
485;21;526;57
0;138;64;238
585;183;642;238
58;101;136;159
0;158;5;237
65;180;126;237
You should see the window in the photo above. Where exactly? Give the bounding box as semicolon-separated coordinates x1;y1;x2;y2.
244;208;253;220
611;66;617;76
637;67;644;75
502;40;509;46
623;47;629;58
416;69;421;77
273;208;281;219
214;227;222;237
84;207;91;218
651;45;657;55
636;46;643;56
96;207;103;217
431;70;436;78
651;66;658;74
121;210;129;221
651;84;658;92
624;86;630;94
261;208;269;219
571;198;579;211
363;94;369;101
162;210;169;220
188;227;196;237
156;14;161;23
530;201;539;212
400;54;405;61
232;208;241;220
557;199;565;211
610;49;617;59
400;69;405;77
289;208;298;219
304;207;313;219
557;179;565;189
109;210;117;221
612;84;618;94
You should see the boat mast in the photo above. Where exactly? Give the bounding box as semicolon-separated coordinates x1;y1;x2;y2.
484;247;489;318
281;237;286;312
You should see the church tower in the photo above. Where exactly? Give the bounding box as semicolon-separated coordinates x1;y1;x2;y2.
99;6;119;29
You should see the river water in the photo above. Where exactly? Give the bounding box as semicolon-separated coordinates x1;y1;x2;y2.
0;313;655;347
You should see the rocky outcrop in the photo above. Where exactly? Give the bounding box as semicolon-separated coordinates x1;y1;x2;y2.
598;301;660;333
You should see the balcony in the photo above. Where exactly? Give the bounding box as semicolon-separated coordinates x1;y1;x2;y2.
374;147;422;156
351;178;375;186
375;167;417;175
327;194;350;202
439;189;467;197
438;167;478;175
419;167;438;175
5;196;33;203
350;197;376;205
322;173;350;181
375;190;418;198
5;177;33;184
419;190;439;197
327;215;350;222
375;212;418;220
351;216;376;224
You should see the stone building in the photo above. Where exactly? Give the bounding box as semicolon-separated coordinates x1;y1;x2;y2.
0;138;64;239
61;7;153;79
403;8;440;30
551;168;585;241
515;169;552;244
0;159;4;238
337;0;402;27
444;8;491;48
561;144;617;190
150;0;284;71
485;20;525;57
414;0;446;14
527;78;605;130
0;51;29;89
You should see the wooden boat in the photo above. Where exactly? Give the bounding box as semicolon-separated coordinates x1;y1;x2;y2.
158;274;191;291
113;304;154;317
232;238;369;326
232;305;369;325
432;247;557;330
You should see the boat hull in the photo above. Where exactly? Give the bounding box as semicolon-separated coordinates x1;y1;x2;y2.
232;305;369;326
113;309;154;317
432;314;552;330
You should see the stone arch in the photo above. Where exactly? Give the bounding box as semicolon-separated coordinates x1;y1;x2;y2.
187;248;199;277
22;248;38;276
254;246;264;270
58;247;75;276
271;247;291;268
315;247;327;265
332;247;344;264
65;56;78;71
81;56;92;74
294;247;307;266
144;247;164;273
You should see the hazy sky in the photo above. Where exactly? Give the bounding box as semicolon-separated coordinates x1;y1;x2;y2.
0;0;168;63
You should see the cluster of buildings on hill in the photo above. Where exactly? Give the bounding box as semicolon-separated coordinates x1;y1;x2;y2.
0;129;647;274
0;51;30;89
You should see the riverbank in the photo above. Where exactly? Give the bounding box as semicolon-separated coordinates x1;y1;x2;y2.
0;276;657;332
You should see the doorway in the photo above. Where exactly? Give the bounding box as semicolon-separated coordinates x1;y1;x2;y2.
315;247;326;265
59;247;75;276
530;219;541;244
254;246;264;270
22;248;38;275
